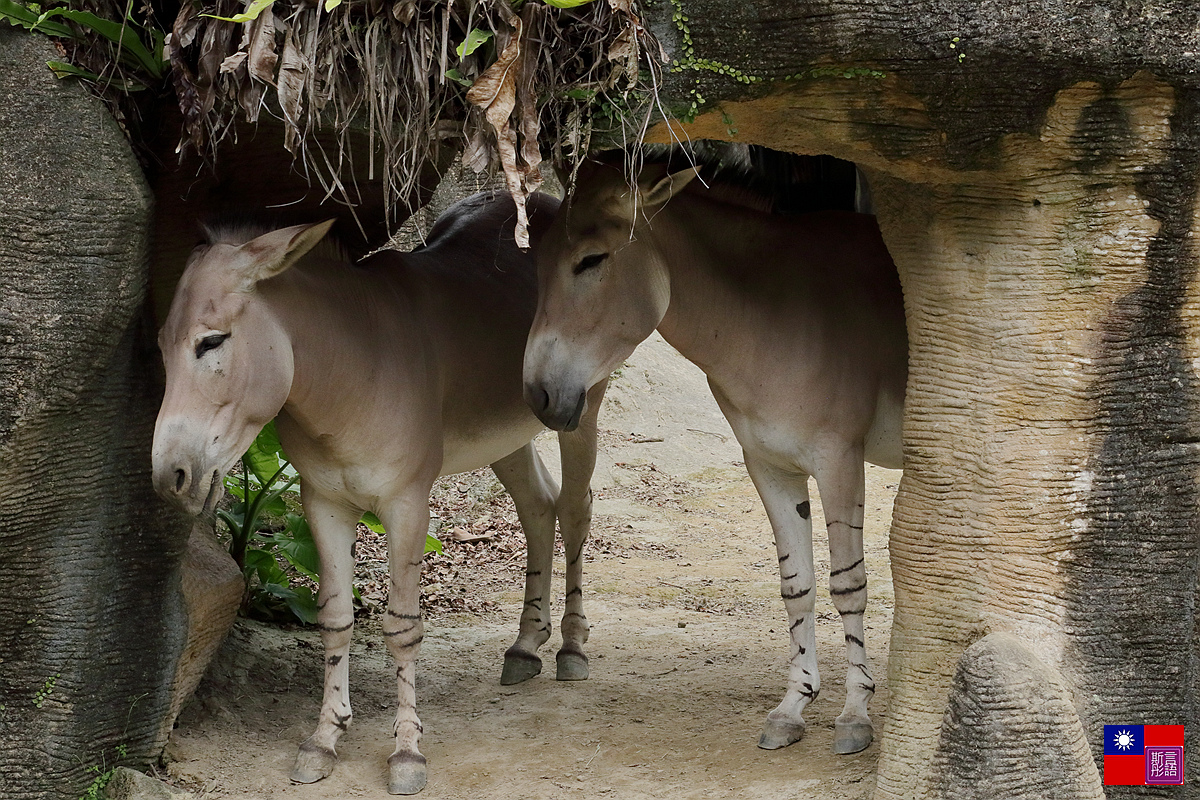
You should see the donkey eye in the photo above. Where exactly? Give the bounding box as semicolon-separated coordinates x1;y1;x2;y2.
574;253;607;275
195;333;230;359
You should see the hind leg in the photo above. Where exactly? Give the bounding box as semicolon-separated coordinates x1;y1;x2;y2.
492;443;559;684
553;377;607;680
743;452;820;750
815;455;875;754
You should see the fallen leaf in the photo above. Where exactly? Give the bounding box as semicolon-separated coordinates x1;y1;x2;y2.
452;529;497;544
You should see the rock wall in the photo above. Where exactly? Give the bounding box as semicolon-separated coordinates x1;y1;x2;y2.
0;28;193;799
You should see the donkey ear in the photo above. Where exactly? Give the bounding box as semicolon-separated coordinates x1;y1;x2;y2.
239;219;336;286
638;166;701;209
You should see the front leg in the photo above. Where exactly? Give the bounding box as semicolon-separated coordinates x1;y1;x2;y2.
553;377;608;681
378;486;436;795
491;445;558;685
743;453;820;750
291;490;362;784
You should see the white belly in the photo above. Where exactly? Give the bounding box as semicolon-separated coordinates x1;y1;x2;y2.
438;416;544;476
863;388;905;470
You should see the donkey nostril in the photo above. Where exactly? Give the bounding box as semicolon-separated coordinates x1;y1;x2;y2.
526;383;550;414
174;468;186;493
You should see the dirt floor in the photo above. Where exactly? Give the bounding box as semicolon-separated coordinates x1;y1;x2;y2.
163;333;901;800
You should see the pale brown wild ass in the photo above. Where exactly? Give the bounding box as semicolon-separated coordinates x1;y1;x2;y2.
523;158;907;755
151;192;607;794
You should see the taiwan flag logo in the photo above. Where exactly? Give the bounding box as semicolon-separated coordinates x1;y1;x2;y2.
1104;725;1185;785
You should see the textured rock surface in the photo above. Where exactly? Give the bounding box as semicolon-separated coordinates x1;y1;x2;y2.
155;523;244;748
928;633;1102;799
103;767;195;800
0;27;192;799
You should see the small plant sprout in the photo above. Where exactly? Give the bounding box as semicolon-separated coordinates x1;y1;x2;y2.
33;674;58;708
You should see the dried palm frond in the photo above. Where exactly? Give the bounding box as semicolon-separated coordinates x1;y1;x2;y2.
7;0;660;239
165;0;662;238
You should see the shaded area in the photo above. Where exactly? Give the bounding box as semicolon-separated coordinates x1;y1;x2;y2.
1069;87;1200;795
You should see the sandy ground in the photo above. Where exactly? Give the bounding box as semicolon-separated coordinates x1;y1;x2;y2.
164;333;901;800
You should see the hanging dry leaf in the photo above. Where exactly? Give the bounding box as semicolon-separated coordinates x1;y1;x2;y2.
392;0;417;25
278;25;307;153
465;20;521;130
219;51;247;74
196;18;233;114
466;18;532;246
515;6;544;197
173;2;201;49
493;118;530;247
608;27;635;63
246;8;278;83
238;56;265;122
462;126;492;173
170;2;205;152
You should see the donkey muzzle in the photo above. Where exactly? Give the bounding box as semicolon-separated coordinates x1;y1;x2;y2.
524;381;587;432
152;455;223;517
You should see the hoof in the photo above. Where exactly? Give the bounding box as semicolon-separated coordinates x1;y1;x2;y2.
555;648;589;681
388;751;428;795
290;741;337;784
500;649;542;685
757;717;805;750
833;720;874;754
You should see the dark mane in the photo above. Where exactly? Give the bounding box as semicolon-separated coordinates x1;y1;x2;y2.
417;190;508;249
623;143;860;215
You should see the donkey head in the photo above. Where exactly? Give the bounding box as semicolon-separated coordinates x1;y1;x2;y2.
523;160;698;431
151;220;333;515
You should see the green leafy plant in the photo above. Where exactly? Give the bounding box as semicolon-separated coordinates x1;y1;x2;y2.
455;28;492;59
201;0;272;23
220;421;317;623
76;743;127;800
223;422;441;625
78;766;111;800
0;0;166;91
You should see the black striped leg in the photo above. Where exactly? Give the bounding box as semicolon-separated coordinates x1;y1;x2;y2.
554;378;604;681
291;491;361;785
380;489;434;795
817;455;874;755
492;444;558;685
744;454;819;750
